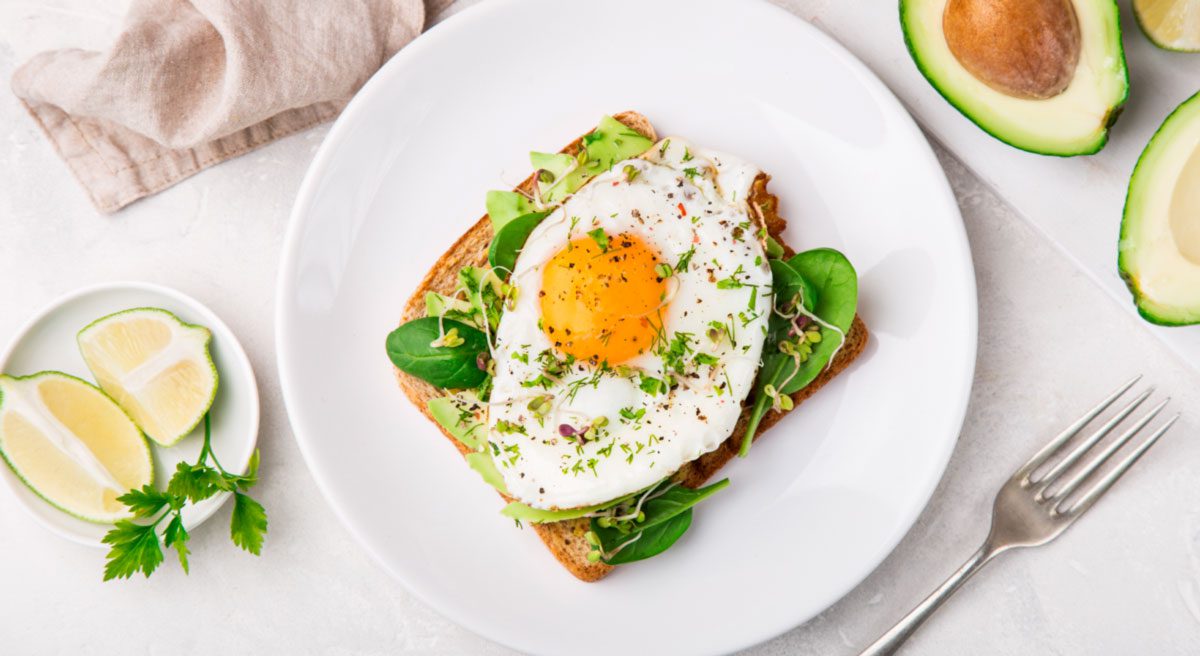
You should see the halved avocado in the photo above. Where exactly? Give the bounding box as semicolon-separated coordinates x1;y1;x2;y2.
1119;91;1200;325
901;0;1129;156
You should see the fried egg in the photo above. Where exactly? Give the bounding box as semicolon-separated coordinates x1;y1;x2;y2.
489;139;772;509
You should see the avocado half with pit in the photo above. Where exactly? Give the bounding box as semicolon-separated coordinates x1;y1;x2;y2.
901;0;1129;156
1119;91;1200;326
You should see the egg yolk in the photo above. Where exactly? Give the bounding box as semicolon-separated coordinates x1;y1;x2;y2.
539;232;668;364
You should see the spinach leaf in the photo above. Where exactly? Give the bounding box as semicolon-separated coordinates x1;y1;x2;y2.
769;258;816;314
761;259;816;354
386;317;488;389
740;353;790;456
591;478;729;565
488;211;550;277
649;478;729;515
601;509;692;565
595;478;727;535
742;259;816;455
740;248;858;456
638;479;727;530
486;191;534;232
778;248;858;394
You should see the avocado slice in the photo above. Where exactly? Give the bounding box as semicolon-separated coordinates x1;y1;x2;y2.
427;394;486;449
499;489;640;524
485;116;654;228
485;191;535;232
465;452;509;494
1119;91;1200;326
901;0;1128;156
539;115;654;204
529;151;575;185
488;210;551;276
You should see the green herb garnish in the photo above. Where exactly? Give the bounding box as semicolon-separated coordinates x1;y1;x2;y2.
102;415;266;580
587;228;610;252
716;265;749;290
675;246;696;273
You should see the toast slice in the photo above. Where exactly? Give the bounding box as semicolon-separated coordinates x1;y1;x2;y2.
393;112;869;581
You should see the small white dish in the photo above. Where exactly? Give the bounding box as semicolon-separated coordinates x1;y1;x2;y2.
0;281;260;547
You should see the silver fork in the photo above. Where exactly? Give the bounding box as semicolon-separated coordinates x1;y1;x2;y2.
859;376;1180;656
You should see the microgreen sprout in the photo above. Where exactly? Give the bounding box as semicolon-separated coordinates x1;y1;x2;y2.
430;327;465;348
527;395;553;417
706;321;726;344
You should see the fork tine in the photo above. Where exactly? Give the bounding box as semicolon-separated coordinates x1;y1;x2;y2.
1033;388;1153;488
1043;398;1169;502
1061;414;1179;517
1017;375;1141;481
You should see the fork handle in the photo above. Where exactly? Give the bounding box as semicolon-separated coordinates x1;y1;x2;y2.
858;544;1002;656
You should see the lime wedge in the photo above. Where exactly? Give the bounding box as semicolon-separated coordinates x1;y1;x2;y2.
0;372;152;523
78;308;218;446
1134;0;1200;52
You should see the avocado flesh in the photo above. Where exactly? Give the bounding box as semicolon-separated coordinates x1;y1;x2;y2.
530;151;574;183
901;0;1128;156
486;190;534;231
1120;92;1200;325
485;116;653;229
539;115;653;204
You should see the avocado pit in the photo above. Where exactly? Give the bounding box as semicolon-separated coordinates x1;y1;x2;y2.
943;0;1082;100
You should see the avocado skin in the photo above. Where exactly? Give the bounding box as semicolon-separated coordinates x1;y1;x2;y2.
1118;90;1200;326
899;0;1129;157
1119;265;1194;326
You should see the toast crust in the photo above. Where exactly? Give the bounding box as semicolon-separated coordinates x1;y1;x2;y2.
393;111;869;582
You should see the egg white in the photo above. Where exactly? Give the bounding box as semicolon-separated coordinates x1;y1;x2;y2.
489;139;773;509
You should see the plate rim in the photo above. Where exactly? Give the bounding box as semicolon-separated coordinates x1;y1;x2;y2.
0;280;261;548
276;0;978;652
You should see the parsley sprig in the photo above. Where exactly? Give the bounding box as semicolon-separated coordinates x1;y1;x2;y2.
102;414;267;581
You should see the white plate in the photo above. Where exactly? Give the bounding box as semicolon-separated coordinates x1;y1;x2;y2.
0;281;259;547
276;0;977;653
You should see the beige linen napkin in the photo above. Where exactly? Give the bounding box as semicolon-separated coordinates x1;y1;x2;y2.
11;0;434;213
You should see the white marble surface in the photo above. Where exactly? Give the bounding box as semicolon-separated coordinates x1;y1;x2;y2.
2;1;1199;654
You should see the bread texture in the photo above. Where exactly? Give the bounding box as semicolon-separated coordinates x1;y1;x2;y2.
393;111;868;582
